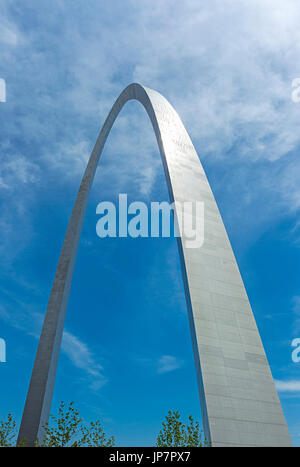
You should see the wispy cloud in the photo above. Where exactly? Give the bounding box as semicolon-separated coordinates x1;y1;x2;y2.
62;331;107;390
275;379;300;392
0;0;300;258
135;354;184;374
0;304;107;391
0;13;18;46
0;155;40;189
157;355;184;374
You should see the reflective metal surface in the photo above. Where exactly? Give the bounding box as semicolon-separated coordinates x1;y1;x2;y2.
18;84;292;447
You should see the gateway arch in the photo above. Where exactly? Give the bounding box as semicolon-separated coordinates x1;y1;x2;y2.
18;83;292;447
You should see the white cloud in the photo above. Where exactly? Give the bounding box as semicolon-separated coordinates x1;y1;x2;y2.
47;140;91;178
1;0;300;226
0;156;39;189
2;0;298;249
130;0;300;161
157;355;183;374
62;331;107;389
135;353;184;374
0;18;18;45
275;379;300;392
0;303;107;390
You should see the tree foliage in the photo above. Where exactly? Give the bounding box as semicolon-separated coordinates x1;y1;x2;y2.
0;402;114;447
0;413;17;447
156;410;208;447
38;401;115;447
0;405;207;447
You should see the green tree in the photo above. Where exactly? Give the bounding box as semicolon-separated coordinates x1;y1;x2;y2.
0;413;17;447
156;410;208;447
38;401;115;447
0;402;115;447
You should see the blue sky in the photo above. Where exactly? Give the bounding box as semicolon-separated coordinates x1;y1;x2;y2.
0;0;300;446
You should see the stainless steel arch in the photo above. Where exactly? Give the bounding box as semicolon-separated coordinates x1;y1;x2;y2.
18;83;292;447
